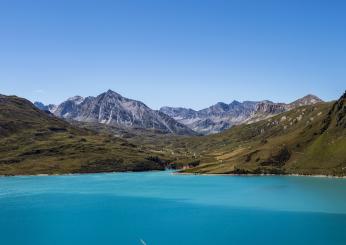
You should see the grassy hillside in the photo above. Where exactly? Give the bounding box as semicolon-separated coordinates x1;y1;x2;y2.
179;91;346;176
1;92;345;176
0;95;170;175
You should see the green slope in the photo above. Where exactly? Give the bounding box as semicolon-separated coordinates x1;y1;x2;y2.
179;91;346;176
1;92;345;176
0;95;168;175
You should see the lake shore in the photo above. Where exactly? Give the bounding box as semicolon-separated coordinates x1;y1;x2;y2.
1;170;346;178
0;170;164;178
173;171;346;179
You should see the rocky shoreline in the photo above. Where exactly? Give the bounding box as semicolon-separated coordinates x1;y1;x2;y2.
173;171;346;179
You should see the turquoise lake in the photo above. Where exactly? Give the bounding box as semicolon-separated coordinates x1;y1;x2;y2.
1;171;346;245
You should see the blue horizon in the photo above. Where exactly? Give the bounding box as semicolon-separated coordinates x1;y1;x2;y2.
0;0;345;110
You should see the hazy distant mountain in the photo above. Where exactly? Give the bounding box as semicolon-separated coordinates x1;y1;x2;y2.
51;90;196;135
34;102;57;113
161;101;258;134
160;95;323;134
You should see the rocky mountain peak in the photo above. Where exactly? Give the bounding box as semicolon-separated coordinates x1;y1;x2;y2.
51;90;196;135
67;96;84;104
229;100;241;105
213;102;230;112
34;101;46;110
104;89;122;97
34;101;58;113
289;94;323;107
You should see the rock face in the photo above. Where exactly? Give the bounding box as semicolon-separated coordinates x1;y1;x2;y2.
51;90;196;135
160;95;323;134
254;101;286;114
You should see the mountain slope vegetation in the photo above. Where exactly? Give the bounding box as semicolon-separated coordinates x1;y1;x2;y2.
1;92;345;176
0;95;169;175
179;92;346;176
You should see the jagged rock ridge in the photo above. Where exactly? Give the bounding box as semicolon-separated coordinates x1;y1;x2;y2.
160;95;323;134
41;90;196;135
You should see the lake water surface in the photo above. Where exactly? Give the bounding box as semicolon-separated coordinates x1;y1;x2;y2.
1;171;346;245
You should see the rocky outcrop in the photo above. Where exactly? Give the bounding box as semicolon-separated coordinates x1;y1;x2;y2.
254;101;286;114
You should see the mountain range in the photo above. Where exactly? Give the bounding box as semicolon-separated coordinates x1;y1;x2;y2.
160;95;323;134
36;90;196;136
35;91;323;135
1;90;345;176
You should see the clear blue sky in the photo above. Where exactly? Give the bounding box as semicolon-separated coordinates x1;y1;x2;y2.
0;0;345;109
